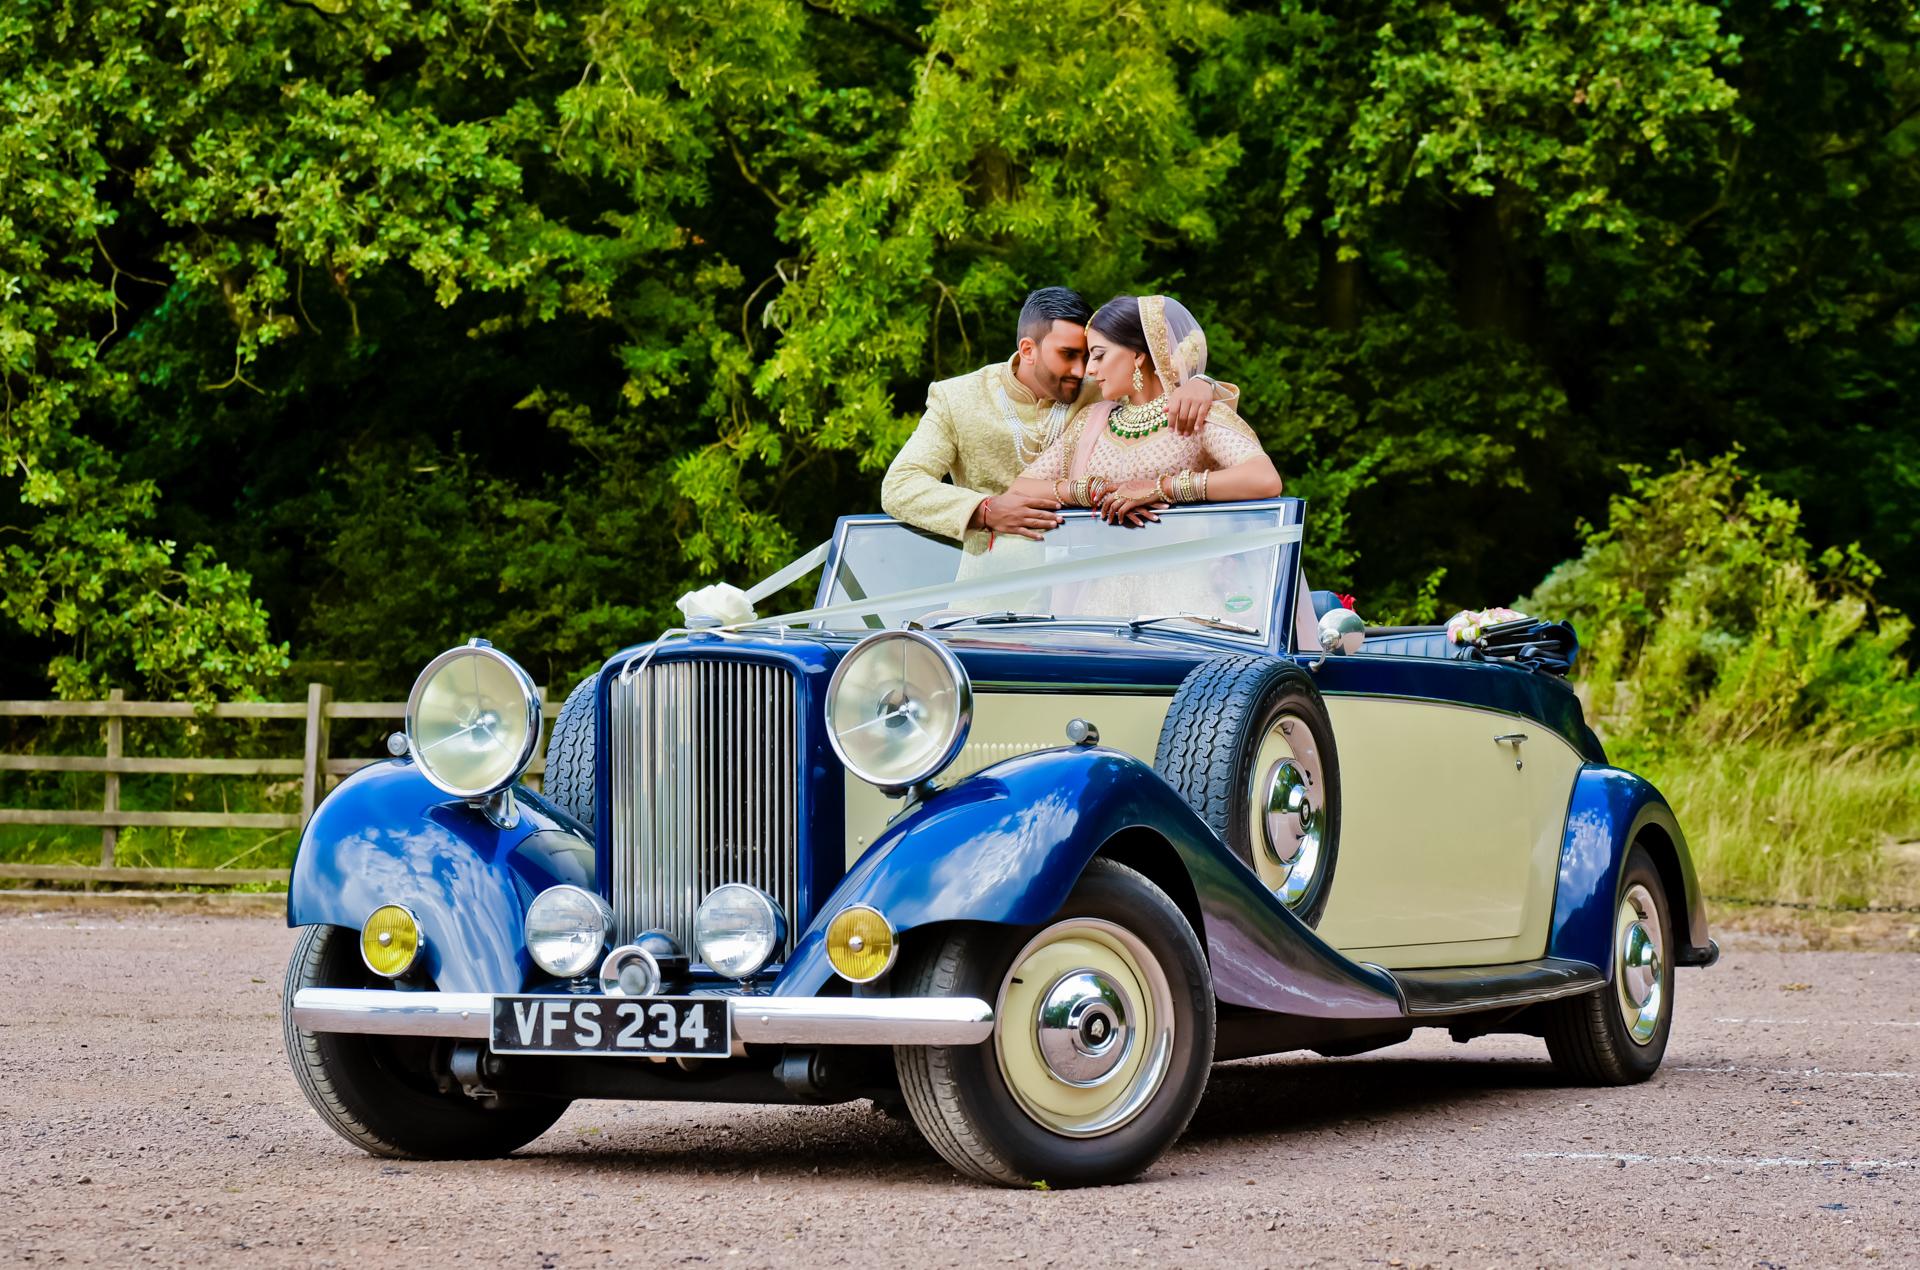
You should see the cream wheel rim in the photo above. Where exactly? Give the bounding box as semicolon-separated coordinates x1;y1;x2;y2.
994;918;1175;1138
1248;712;1324;908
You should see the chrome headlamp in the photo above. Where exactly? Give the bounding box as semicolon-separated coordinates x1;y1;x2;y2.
404;639;541;799
524;885;614;979
825;630;972;795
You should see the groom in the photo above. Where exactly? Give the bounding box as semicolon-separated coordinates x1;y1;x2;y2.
881;287;1228;547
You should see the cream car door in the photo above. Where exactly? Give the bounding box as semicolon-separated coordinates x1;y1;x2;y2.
1313;694;1580;968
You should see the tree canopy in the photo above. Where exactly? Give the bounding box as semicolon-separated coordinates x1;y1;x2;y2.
3;0;1915;699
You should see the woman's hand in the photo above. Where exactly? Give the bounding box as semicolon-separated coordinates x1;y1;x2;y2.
1097;479;1168;526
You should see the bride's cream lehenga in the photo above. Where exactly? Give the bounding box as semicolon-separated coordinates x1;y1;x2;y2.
1019;399;1269;618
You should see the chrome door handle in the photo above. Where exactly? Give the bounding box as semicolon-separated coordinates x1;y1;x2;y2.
1494;733;1527;770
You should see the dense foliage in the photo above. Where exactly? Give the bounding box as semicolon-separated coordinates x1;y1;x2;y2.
1522;452;1920;906
3;1;1917;699
1525;451;1918;749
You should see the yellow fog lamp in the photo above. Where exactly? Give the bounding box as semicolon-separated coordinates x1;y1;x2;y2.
825;905;897;984
361;904;422;978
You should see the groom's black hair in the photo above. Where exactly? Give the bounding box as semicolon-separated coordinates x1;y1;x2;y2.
1017;287;1093;342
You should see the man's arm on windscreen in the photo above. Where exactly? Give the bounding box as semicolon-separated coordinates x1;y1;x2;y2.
881;383;985;542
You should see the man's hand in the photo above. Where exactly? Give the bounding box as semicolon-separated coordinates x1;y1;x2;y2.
1167;376;1215;435
975;491;1063;541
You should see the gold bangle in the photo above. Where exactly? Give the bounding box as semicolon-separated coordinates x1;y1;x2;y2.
1199;469;1211;501
1053;478;1068;505
1157;474;1173;502
1073;477;1089;507
1177;470;1196;503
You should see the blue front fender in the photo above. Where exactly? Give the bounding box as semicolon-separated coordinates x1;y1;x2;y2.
774;747;1404;1020
287;761;596;994
1549;766;1711;972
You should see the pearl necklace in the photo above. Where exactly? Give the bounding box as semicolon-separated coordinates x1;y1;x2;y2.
1108;393;1171;440
993;379;1070;464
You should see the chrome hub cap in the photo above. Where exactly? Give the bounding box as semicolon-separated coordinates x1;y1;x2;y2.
1034;969;1134;1086
1615;884;1665;1045
995;918;1175;1138
1250;714;1325;908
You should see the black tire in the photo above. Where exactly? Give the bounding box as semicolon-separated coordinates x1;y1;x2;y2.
542;676;596;833
283;925;568;1158
1543;844;1675;1084
894;858;1214;1188
1154;655;1342;927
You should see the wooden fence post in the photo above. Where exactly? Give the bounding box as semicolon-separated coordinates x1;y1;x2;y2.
101;688;123;868
300;682;332;827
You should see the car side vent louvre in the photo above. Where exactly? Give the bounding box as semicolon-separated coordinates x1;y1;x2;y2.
608;659;800;956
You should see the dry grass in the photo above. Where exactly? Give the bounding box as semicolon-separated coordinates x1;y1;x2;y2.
1613;739;1920;911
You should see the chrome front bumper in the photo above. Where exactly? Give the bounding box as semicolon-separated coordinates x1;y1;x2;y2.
290;988;994;1048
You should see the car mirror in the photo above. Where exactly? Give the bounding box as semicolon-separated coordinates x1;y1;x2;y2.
1317;608;1365;657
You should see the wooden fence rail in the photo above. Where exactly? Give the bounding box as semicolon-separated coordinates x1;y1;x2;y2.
0;684;557;890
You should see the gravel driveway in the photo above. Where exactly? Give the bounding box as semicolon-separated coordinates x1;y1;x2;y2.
1;910;1913;1267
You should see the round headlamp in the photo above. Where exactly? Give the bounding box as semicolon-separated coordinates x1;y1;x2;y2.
524;885;614;979
693;884;787;980
826;630;972;794
404;640;541;800
825;905;896;984
361;904;422;978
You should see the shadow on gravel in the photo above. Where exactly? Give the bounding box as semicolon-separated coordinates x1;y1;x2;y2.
517;1053;1568;1181
1184;1053;1565;1145
525;1103;957;1183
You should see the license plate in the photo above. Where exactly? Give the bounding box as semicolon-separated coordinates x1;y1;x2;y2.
489;995;731;1058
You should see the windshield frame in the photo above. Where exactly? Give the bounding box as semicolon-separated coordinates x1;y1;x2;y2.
813;498;1306;654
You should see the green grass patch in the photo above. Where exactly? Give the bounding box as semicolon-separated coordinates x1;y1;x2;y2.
1613;739;1920;911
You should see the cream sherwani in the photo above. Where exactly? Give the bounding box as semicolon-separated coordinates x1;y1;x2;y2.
880;353;1099;557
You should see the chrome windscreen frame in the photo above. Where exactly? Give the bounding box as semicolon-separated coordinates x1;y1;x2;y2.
812;498;1305;655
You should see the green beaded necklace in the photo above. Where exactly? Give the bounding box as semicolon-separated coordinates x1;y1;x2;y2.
1108;393;1171;440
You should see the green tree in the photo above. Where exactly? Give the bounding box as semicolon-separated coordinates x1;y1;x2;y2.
2;1;1914;699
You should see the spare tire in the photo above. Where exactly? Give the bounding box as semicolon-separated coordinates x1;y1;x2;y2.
542;676;597;833
1153;655;1341;927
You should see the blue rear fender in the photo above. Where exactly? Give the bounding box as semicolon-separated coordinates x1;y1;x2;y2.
287;761;597;994
1548;766;1712;972
774;747;1404;1020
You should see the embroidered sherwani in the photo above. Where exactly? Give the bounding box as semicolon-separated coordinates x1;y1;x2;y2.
880;353;1088;558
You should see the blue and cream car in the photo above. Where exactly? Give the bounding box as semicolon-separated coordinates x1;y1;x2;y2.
283;499;1716;1186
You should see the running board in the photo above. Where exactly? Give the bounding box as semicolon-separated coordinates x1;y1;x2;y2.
1390;957;1604;1016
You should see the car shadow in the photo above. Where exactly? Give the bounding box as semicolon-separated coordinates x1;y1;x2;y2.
524;1050;1569;1182
1184;1052;1565;1145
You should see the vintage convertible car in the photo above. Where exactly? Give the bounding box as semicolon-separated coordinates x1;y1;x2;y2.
283;498;1716;1186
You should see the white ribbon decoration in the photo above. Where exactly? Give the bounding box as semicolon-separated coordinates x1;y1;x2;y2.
736;522;1303;630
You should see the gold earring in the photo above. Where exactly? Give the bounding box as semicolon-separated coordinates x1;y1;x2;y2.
1132;363;1145;394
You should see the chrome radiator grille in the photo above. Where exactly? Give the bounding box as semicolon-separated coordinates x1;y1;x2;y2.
607;659;801;954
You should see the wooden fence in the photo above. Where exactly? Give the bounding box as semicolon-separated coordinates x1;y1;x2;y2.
0;684;556;890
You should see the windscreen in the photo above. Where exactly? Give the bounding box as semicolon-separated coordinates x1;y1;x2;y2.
816;505;1292;640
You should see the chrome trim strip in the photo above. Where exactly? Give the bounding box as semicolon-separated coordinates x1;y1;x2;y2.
969;682;1179;696
290;988;994;1046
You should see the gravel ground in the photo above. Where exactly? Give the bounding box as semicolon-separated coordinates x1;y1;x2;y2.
1;910;1913;1268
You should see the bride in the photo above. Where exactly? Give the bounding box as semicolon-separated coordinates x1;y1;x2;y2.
998;295;1311;633
1006;295;1283;522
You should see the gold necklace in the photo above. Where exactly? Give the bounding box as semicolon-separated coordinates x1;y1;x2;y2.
1108;393;1171;440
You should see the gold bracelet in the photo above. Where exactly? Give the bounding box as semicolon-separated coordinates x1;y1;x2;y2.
1199;469;1211;501
1176;470;1196;503
1053;478;1069;506
1157;474;1174;502
1073;477;1090;507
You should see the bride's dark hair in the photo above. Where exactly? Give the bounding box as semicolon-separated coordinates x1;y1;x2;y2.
1089;296;1149;354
